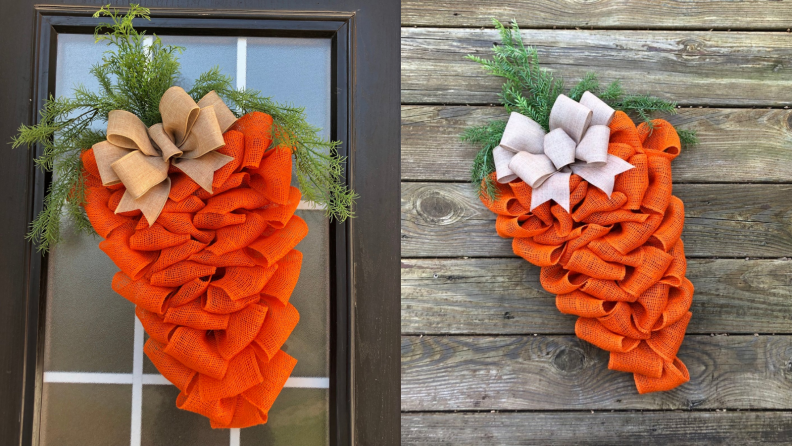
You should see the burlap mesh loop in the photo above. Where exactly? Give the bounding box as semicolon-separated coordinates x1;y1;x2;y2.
482;111;694;393
81;112;306;427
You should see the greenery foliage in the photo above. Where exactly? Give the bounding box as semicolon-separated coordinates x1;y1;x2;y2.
12;5;355;252
463;19;698;199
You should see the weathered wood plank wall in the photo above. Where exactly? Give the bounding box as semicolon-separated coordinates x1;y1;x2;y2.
400;1;792;444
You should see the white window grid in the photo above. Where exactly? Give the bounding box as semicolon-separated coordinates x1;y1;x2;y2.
43;36;330;446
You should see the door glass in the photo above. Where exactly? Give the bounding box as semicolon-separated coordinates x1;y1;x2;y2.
40;33;332;446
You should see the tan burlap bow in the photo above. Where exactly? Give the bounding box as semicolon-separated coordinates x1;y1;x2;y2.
492;91;634;212
93;86;237;225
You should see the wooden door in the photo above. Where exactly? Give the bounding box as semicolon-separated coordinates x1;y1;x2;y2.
0;2;400;446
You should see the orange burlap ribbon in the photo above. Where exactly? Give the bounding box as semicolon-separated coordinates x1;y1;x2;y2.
82;112;307;427
482;111;694;393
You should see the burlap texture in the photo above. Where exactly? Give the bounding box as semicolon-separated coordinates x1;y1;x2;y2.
481;111;693;393
82;112;306;427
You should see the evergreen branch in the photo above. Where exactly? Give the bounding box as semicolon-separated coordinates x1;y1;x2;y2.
461;120;507;200
598;80;624;102
188;67;233;100
677;129;699;147
567;73;598;102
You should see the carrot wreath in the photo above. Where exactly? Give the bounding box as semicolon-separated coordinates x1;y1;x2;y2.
466;20;697;393
82;111;305;427
13;5;355;427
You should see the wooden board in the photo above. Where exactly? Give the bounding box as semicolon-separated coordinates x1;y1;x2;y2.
402;258;792;335
401;334;792;410
402;106;792;183
401;28;792;106
401;182;792;258
402;411;792;445
401;0;792;30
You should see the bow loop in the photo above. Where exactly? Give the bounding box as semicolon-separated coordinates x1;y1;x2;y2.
493;92;633;212
500;112;546;154
580;91;617;126
549;94;592;143
198;91;238;133
177;105;225;159
92;87;237;226
106;110;159;156
111;150;170;199
160;86;201;146
510;152;557;188
575;125;611;165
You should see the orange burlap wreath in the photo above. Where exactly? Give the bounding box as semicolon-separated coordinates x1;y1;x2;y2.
482;111;694;393
81;112;307;427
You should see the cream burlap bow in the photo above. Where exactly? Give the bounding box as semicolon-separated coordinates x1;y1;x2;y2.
492;91;634;212
93;86;237;225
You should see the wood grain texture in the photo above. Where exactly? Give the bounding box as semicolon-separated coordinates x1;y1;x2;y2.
401;258;792;335
401;0;792;30
401;28;792;106
2;3;403;445
401;411;792;445
402;106;792;182
401;182;792;258
397;2;792;441
401;334;792;410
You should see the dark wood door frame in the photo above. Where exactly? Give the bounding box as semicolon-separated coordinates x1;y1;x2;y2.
0;3;400;446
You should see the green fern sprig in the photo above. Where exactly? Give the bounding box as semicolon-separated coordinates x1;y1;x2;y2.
12;4;355;252
463;19;698;199
462;120;507;200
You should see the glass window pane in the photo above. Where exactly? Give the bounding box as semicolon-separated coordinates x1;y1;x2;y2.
42;33;332;446
246;37;332;140
287;210;330;377
44;223;136;373
158;36;238;91
141;385;232;446
240;389;329;445
55;34;107;131
40;383;132;446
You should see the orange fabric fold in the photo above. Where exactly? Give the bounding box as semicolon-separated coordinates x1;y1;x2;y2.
483;111;694;393
82;112;306;427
